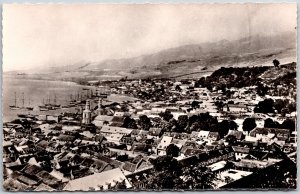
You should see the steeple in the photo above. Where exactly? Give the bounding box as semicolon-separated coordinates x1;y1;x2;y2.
98;97;103;115
82;100;92;125
85;99;91;110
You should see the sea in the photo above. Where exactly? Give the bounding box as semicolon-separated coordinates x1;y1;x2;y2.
2;76;95;123
2;76;139;123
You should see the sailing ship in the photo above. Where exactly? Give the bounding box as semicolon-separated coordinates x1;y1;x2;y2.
9;92;21;110
9;92;34;110
39;94;61;111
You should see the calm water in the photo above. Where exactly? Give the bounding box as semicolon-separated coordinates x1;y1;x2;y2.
2;76;94;123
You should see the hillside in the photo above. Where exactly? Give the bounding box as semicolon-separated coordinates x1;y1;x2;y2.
7;31;296;81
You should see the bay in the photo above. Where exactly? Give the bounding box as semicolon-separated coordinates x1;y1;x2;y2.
2;76;94;123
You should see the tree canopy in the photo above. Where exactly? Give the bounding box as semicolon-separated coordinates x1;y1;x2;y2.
243;118;257;132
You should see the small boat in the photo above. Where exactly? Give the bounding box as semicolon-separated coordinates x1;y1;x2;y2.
17;114;27;118
9;106;21;110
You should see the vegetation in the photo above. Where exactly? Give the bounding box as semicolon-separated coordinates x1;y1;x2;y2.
195;66;269;89
166;144;180;157
144;155;215;190
242;118;257;132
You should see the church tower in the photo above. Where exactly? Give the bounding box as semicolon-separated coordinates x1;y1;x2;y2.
97;97;103;115
82;100;92;124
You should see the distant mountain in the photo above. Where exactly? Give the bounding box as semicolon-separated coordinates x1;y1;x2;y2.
7;31;296;81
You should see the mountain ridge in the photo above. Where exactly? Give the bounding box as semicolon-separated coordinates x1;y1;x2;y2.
6;31;296;81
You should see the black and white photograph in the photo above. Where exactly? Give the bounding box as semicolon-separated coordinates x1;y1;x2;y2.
2;3;297;191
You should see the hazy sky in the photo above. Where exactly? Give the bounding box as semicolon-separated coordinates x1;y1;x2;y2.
3;3;296;71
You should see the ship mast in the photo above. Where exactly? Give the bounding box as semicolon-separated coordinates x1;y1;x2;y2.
22;92;25;107
14;92;17;107
54;94;57;105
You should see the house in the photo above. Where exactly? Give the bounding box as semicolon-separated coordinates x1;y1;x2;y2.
171;138;187;150
249;127;290;142
207;160;227;172
130;143;151;154
224;104;248;114
110;116;125;127
214;169;253;189
20;164;64;190
56;134;76;143
97;155;123;169
199;130;210;140
190;131;200;139
163;132;189;140
120;136;135;145
63;168;132;191
3;144;19;160
122;155;152;173
92;115;113;127
232;146;250;160
156;136;173;156
179;147;234;167
80;157;113;173
208;132;220;142
34;183;55;191
103;134;124;144
182;148;203;156
100;126;132;135
148;128;163;137
3;177;31;191
227;130;245;141
114;112;125;117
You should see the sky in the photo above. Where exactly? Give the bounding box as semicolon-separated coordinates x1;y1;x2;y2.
3;3;297;72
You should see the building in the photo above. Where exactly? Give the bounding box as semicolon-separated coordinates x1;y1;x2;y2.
63;168;132;191
82;100;92;125
157;136;173;156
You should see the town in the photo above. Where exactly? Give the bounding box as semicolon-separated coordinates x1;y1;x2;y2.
3;61;297;191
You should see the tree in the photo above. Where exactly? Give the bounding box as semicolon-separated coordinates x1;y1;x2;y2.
281;108;289;117
243;118;257;132
226;135;238;146
166;144;180;157
177;115;189;132
169;118;179;132
191;101;200;109
145;156;183;189
114;180;127;190
273;59;280;68
256;82;269;96
218;120;231;138
40;160;52;172
215;100;224;111
229;120;238;131
281;119;296;133
180;165;216;189
175;85;182;92
287;102;296;113
122;116;138;129
159;110;173;122
254;99;275;114
138;115;151;130
152;117;163;128
274;99;286;114
264;118;280;128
